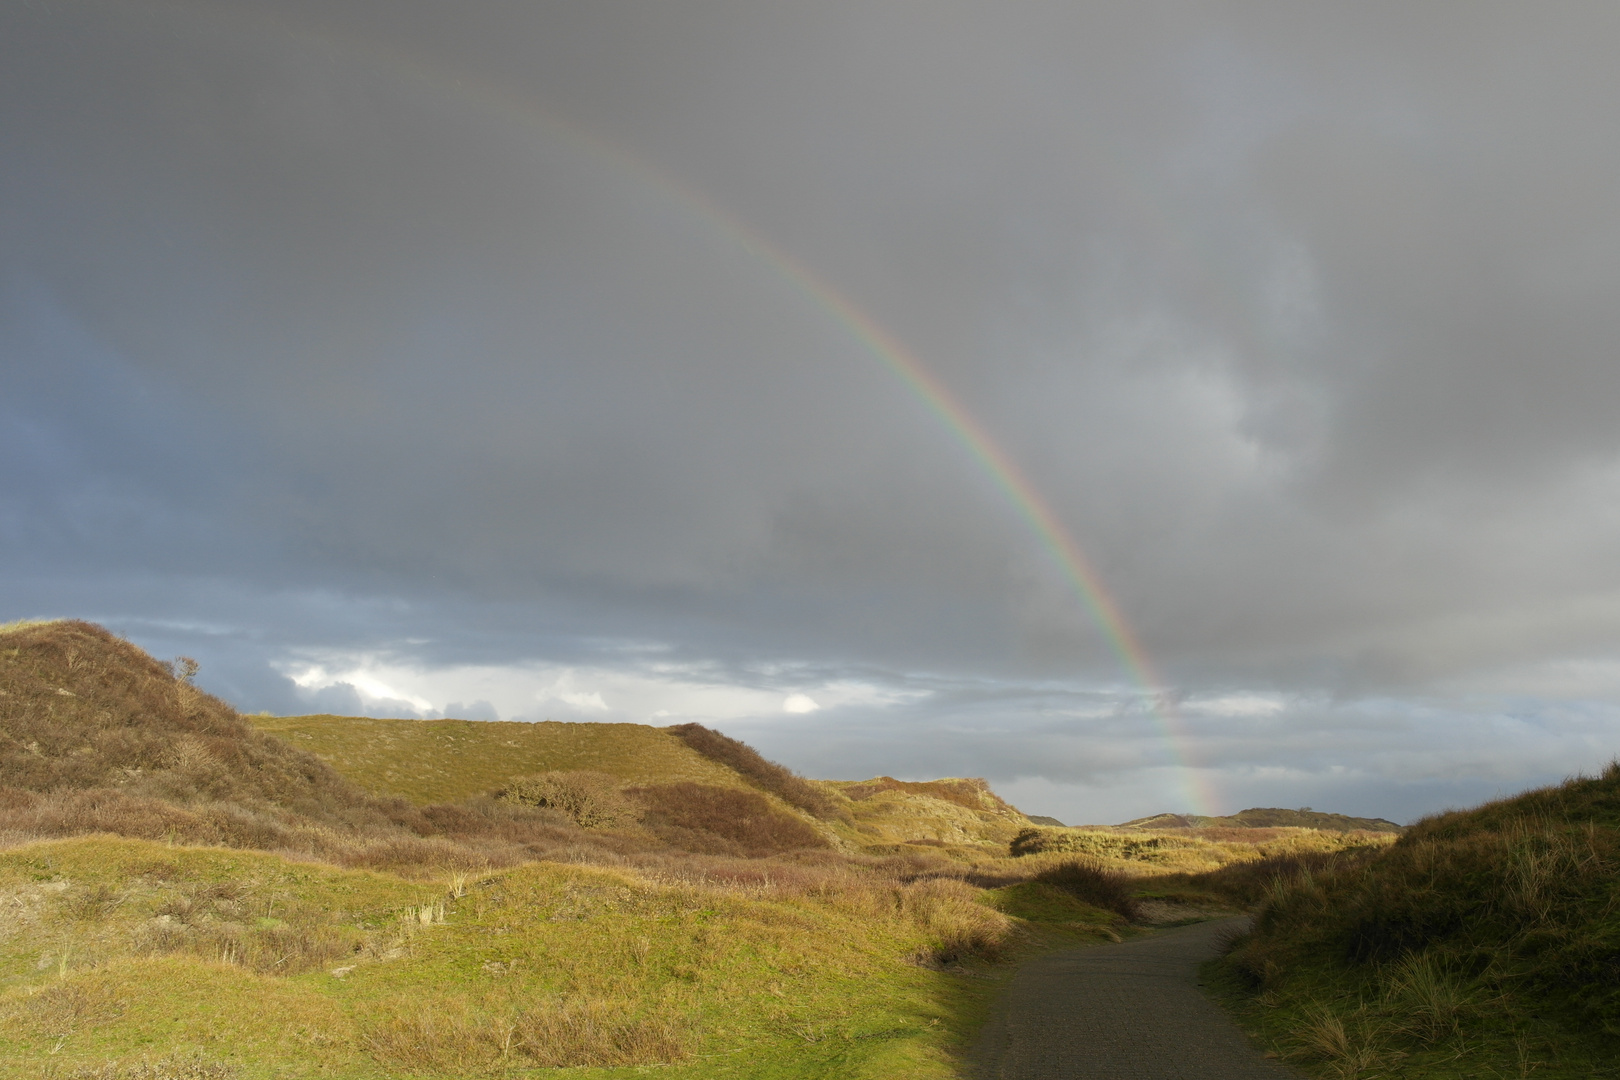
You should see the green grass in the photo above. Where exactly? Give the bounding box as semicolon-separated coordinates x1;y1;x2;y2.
251;715;754;804
0;837;1021;1078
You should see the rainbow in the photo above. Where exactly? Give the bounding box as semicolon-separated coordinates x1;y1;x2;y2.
691;214;1219;818
111;0;1219;816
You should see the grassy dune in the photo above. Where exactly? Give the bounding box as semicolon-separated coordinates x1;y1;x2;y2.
1212;767;1620;1078
253;715;752;805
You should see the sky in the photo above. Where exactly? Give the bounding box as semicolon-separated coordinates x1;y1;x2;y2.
6;1;1620;825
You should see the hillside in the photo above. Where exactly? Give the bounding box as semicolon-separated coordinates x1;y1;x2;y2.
1217;764;1620;1077
1119;807;1403;833
253;714;756;804
0;620;441;862
832;776;1039;851
255;714;1042;853
0;621;835;867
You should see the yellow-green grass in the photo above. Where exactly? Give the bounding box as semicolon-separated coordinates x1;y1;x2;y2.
0;836;1027;1078
251;716;752;805
830;779;1035;853
1011;824;1395;875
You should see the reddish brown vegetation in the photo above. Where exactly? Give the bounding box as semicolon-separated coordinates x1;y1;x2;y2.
842;775;1013;815
631;782;829;856
663;723;838;819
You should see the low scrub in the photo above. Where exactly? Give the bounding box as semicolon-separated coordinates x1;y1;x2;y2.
494;770;637;828
632;781;830;856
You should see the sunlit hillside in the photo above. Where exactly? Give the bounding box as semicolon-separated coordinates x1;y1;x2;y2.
251;715;1049;854
253;714;767;804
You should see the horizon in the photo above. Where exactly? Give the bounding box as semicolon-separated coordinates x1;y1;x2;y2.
7;3;1620;827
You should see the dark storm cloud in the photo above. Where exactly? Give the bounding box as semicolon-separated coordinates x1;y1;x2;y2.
5;1;1620;818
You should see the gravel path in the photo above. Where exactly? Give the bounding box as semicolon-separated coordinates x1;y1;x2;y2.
972;917;1302;1079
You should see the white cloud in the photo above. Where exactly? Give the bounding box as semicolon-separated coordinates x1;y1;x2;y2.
272;650;911;726
1184;692;1290;718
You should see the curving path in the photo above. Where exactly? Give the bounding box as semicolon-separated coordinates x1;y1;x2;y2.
973;917;1301;1079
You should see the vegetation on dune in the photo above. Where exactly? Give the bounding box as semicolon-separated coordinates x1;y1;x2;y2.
1212;764;1620;1078
631;781;831;856
494;770;639;828
1010;822;1393;871
0;836;1032;1077
1118;807;1403;834
251;713;747;805
831;776;1038;851
666;722;840;820
0;617;1429;1078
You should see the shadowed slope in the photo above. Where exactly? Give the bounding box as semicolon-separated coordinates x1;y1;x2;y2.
0;621;393;826
1219;763;1620;1076
1119;809;1402;834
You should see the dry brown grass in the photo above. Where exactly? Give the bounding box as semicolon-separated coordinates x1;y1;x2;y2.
53;1054;241;1080
360;995;690;1071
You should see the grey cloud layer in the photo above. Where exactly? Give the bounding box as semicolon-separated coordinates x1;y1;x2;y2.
5;1;1620;816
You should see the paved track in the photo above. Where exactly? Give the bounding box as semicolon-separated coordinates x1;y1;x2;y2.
973;918;1301;1079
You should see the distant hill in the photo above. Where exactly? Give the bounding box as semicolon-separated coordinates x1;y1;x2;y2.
1117;807;1403;833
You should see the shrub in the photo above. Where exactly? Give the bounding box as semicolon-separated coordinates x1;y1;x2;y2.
1031;858;1139;920
494;771;637;828
895;877;1013;964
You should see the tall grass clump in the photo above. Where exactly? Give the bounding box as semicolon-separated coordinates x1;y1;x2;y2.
1031;859;1140;920
362;997;687;1072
